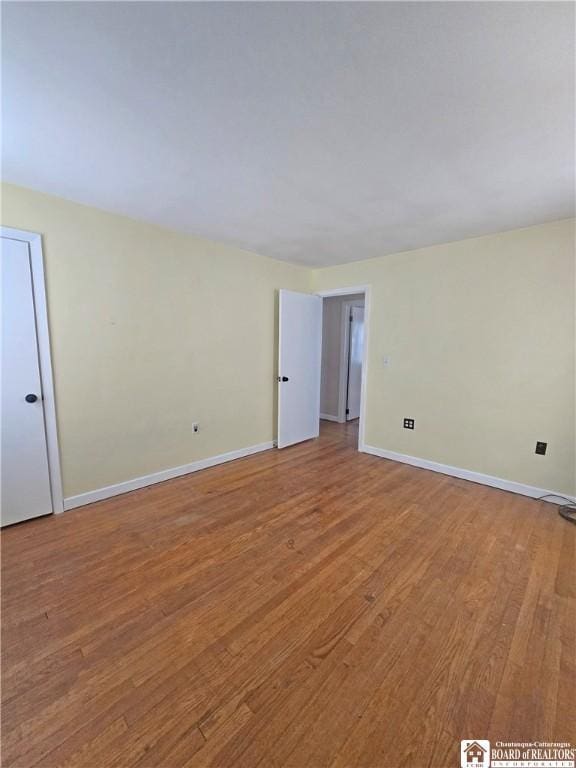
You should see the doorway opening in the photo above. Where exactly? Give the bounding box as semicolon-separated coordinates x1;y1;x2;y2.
276;286;369;452
319;288;368;450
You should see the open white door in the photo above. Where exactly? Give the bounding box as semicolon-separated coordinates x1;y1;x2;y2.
1;237;54;525
277;290;322;449
346;306;364;420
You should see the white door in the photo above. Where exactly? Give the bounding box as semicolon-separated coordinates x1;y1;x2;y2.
277;289;322;449
346;306;364;420
1;237;53;526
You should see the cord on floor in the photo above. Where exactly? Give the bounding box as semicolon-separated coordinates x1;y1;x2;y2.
538;493;576;525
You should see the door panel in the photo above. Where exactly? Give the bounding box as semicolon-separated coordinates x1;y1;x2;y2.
1;237;53;526
277;290;322;449
346;306;364;420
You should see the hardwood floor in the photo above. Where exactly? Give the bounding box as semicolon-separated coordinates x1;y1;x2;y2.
1;420;574;767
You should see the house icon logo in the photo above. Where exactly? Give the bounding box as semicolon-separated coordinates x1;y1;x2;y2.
461;740;490;768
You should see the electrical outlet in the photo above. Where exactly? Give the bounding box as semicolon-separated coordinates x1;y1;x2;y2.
403;418;415;430
535;441;547;455
192;423;200;434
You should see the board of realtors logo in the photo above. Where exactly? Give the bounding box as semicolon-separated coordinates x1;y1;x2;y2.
460;740;575;767
461;740;491;768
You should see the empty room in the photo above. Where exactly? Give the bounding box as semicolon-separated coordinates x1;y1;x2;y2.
1;2;575;767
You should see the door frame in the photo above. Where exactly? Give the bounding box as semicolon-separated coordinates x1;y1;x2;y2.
1;226;64;513
316;285;370;451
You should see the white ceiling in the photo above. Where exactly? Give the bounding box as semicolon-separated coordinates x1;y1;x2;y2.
3;2;574;267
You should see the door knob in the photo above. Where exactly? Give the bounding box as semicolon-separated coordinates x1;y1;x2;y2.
25;394;38;403
277;376;289;382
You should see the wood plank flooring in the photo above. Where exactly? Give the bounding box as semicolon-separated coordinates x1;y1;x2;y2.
1;421;574;767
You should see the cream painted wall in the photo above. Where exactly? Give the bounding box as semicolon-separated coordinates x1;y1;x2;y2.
321;294;364;419
313;220;576;496
2;183;574;501
1;183;310;498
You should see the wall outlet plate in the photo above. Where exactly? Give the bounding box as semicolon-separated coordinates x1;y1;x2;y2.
403;418;415;430
535;441;547;455
192;423;200;433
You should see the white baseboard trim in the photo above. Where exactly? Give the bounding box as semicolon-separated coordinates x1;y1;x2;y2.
360;444;575;505
320;413;340;422
63;441;275;511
